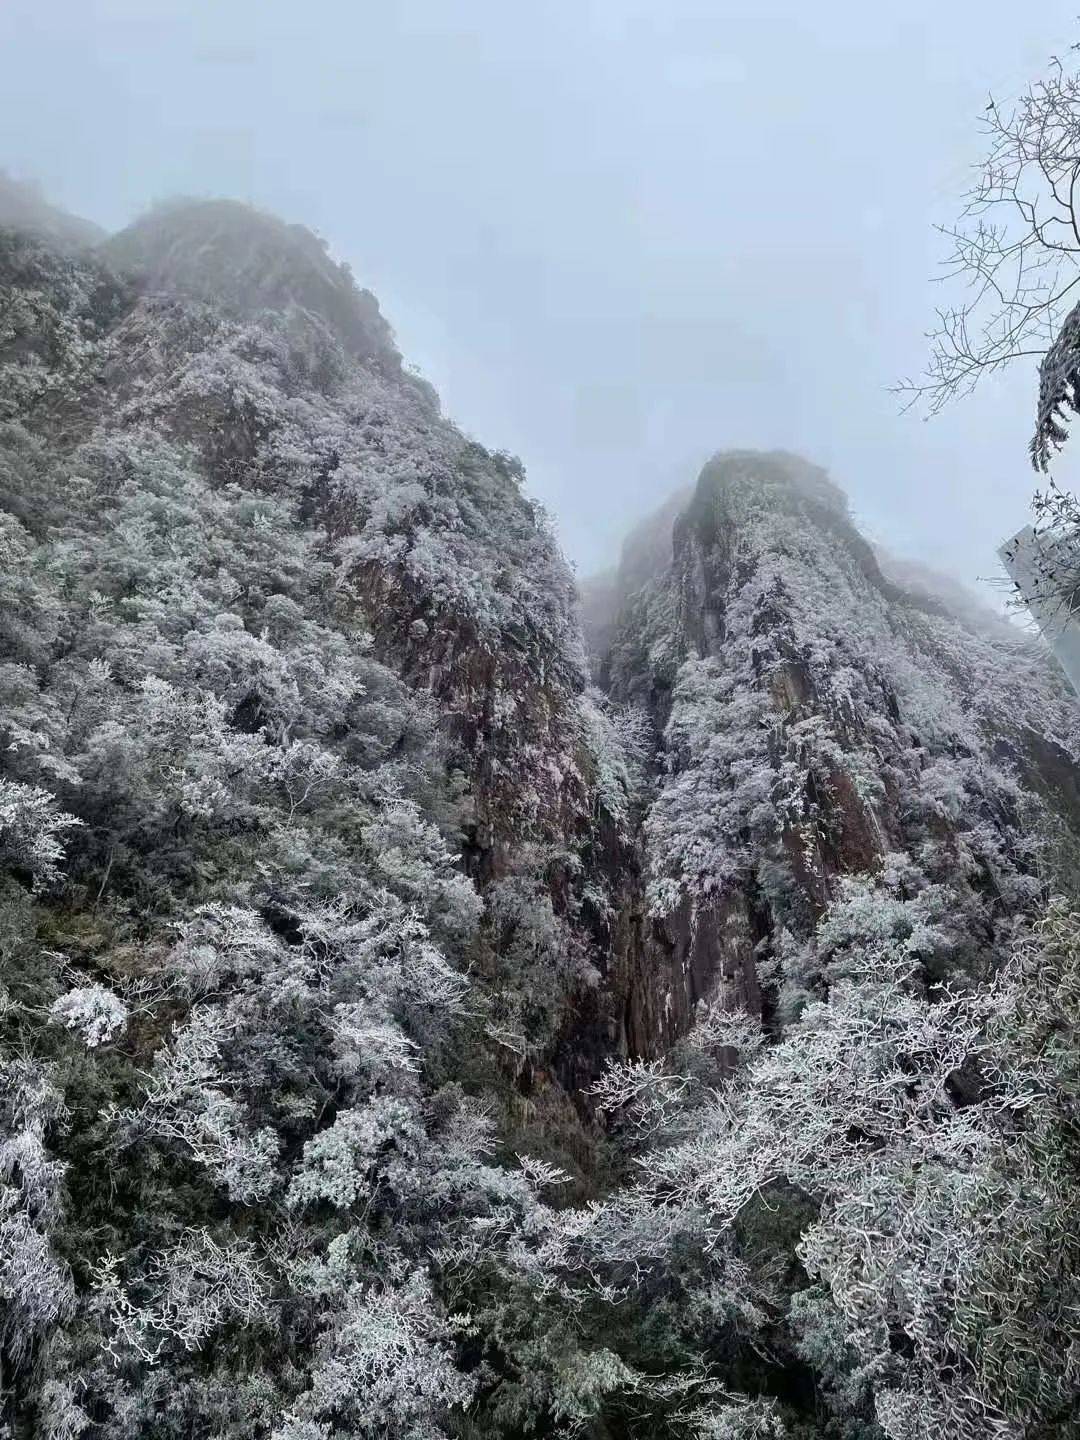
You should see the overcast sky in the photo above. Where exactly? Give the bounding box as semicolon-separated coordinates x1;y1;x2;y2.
3;1;1080;589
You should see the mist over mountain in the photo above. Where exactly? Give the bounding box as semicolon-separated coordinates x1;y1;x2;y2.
2;188;1080;1440
0;171;103;250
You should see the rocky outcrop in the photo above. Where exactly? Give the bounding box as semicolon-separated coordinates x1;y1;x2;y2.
6;192;1079;1115
0;202;631;1141
9;186;1080;1440
591;451;1080;1053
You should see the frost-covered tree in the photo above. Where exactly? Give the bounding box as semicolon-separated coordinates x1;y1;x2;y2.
523;883;1080;1440
0;202;600;1437
5;190;1080;1440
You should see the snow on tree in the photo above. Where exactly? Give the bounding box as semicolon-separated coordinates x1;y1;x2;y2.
50;983;129;1048
3;197;1080;1440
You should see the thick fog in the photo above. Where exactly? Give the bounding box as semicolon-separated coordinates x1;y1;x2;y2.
3;0;1079;588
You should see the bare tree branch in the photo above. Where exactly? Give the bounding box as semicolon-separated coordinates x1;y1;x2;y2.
896;49;1080;466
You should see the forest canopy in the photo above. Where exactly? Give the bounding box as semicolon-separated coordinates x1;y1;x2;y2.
2;146;1080;1440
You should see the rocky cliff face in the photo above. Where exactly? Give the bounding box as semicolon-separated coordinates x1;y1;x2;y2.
4;196;1077;1097
0;198;643;1171
4;194;1080;1440
589;450;1080;1052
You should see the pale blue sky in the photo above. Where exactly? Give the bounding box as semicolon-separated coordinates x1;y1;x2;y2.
3;0;1079;587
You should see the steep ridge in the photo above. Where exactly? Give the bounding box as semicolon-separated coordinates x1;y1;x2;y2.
569;453;1080;1440
591;450;1080;1050
102;200;403;376
4;194;1080;1440
0;200;634;1109
0;198;646;1437
0;172;104;250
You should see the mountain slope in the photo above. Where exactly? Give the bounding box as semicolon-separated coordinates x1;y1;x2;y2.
2;197;1080;1440
565;452;1080;1439
0;172;104;250
590;450;1080;1047
0;198;640;1439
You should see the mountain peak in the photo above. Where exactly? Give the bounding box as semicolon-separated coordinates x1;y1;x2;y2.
0;170;104;249
103;197;401;372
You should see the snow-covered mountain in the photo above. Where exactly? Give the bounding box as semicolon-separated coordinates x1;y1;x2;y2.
2;196;1079;1440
